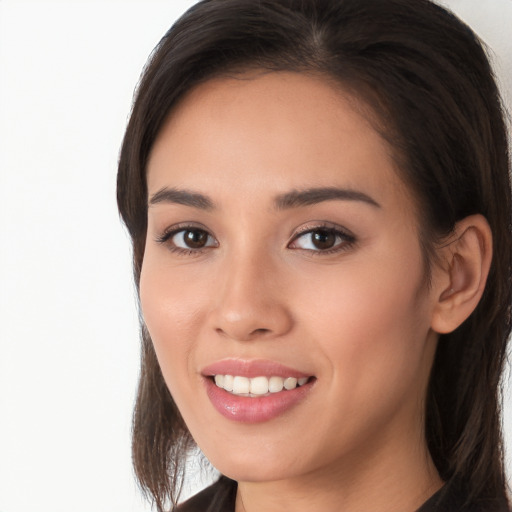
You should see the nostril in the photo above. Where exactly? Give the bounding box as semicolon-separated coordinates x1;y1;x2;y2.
250;328;271;336
215;326;272;341
212;303;293;341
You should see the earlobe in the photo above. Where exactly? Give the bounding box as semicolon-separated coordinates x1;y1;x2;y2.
431;215;492;334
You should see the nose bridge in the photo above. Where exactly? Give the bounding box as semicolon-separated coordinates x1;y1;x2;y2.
211;241;292;341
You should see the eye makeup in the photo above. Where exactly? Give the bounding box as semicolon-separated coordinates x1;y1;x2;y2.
154;219;357;258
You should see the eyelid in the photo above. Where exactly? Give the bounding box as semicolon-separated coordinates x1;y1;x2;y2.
288;221;356;253
155;221;211;241
154;220;355;255
155;222;218;253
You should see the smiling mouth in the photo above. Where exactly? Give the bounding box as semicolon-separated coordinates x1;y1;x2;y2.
212;375;312;397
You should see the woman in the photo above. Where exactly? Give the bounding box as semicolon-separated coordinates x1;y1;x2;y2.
117;0;512;510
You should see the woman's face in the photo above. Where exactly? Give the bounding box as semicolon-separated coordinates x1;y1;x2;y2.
141;72;440;483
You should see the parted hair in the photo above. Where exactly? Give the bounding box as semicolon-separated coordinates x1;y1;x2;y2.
117;0;512;510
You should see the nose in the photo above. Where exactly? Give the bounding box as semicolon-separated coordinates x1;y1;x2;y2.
209;252;293;342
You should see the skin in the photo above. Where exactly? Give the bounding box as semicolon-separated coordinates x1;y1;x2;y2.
140;71;448;511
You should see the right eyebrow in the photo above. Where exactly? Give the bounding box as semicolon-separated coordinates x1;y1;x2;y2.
148;187;215;210
274;186;381;210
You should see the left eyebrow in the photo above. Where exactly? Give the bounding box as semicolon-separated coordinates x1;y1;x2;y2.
148;187;215;210
274;187;381;209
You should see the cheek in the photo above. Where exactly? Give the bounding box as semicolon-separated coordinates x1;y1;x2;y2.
299;246;431;407
139;254;209;393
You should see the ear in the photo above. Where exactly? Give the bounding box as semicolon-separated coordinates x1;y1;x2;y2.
430;214;493;334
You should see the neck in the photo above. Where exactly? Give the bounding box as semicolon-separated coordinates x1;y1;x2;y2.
235;430;442;512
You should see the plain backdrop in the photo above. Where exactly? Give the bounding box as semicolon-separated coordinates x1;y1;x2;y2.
0;1;510;511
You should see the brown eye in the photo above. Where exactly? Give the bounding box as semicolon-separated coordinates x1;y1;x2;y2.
311;230;336;250
290;226;355;253
183;229;208;248
171;228;216;250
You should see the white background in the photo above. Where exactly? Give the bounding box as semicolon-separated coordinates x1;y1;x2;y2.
0;1;510;511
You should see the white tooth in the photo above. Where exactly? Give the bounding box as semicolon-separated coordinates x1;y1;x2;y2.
284;377;298;390
233;376;250;394
298;377;308;386
268;376;284;393
223;375;234;392
214;375;224;388
250;376;269;395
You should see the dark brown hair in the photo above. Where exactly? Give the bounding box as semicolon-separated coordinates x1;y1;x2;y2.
117;0;512;510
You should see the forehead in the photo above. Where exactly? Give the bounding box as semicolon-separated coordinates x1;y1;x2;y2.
146;71;414;218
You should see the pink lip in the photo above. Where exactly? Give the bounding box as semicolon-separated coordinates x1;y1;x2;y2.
201;359;315;423
201;359;310;379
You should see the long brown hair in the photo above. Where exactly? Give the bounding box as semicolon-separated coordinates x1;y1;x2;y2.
117;0;512;509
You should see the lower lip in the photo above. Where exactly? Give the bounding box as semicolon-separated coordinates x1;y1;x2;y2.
204;377;314;423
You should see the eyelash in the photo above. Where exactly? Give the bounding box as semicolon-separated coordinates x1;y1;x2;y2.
289;223;356;255
155;223;217;256
155;222;356;256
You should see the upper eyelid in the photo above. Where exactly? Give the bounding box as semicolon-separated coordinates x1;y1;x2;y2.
156;222;214;239
287;224;357;252
155;221;355;247
155;225;218;254
289;229;354;243
290;222;355;239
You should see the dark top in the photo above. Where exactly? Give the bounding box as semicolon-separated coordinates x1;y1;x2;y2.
177;476;511;512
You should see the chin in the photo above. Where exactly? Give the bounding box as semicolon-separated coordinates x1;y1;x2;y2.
213;460;299;484
197;434;320;484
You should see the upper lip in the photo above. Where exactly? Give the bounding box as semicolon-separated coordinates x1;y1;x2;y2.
201;359;312;379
